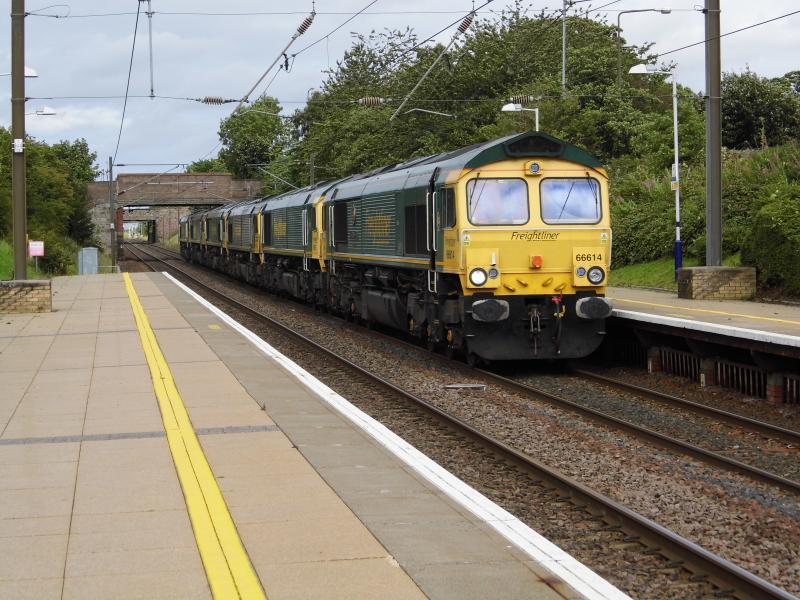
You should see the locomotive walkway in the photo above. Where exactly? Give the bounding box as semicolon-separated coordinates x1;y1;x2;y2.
0;273;624;600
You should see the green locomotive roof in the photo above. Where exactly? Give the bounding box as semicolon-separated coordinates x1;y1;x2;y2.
189;132;603;218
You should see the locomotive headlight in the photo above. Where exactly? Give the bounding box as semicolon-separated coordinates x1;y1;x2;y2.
587;266;605;285
469;268;488;286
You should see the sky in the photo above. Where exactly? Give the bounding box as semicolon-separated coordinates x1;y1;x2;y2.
1;0;798;177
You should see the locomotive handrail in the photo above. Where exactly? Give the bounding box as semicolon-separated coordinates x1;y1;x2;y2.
425;191;431;252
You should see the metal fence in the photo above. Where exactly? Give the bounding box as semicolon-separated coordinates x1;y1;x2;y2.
661;348;701;382
715;359;767;399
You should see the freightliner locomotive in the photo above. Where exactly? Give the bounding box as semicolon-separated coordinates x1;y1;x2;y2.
180;132;613;363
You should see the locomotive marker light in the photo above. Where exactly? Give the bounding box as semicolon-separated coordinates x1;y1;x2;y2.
501;103;540;131
630;63;682;279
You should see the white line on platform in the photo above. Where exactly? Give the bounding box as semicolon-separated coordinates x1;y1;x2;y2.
164;272;632;600
613;309;800;348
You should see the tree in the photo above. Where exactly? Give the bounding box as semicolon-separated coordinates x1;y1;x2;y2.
218;96;290;178
721;69;800;149
186;158;227;173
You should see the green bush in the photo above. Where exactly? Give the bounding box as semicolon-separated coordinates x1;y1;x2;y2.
741;183;800;294
36;232;78;275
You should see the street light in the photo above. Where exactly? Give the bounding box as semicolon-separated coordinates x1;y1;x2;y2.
630;63;682;278
617;9;671;89
0;66;37;77
501;103;540;132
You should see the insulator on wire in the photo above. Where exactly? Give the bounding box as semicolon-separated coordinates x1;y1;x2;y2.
458;14;474;34
297;12;315;35
200;96;227;105
357;97;386;107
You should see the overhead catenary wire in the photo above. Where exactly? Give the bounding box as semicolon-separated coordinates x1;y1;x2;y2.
390;9;483;120
112;1;142;164
657;8;800;57
292;0;381;57
233;10;316;112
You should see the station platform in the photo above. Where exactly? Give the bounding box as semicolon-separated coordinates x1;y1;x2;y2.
607;286;800;355
0;273;627;600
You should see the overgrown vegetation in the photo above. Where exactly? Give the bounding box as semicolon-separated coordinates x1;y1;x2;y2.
0;128;99;277
188;5;800;296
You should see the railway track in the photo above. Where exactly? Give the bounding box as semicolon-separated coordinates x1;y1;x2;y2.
125;242;796;600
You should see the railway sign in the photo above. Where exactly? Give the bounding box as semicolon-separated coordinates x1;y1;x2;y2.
28;240;44;257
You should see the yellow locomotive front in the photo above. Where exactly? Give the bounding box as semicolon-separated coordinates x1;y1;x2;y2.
436;135;613;360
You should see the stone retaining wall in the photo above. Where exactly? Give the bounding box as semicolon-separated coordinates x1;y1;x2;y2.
0;280;52;313
677;266;756;300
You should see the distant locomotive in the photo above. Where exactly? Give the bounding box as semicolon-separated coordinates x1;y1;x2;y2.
180;132;613;362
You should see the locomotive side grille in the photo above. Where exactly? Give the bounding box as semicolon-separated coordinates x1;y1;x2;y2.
287;207;303;247
360;194;397;254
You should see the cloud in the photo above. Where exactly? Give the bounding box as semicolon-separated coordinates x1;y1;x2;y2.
26;105;122;136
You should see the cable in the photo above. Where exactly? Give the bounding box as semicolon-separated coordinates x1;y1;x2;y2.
292;0;380;57
658;8;800;57
26;9;515;19
393;0;496;63
113;2;142;164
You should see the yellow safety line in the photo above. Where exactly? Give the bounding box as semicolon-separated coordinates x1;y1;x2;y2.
123;273;265;600
612;297;800;327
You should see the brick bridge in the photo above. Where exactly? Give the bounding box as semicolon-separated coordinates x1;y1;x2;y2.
87;173;263;249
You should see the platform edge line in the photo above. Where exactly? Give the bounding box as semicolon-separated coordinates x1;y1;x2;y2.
163;271;632;600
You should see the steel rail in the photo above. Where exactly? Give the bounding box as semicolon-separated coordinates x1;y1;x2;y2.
135;244;800;493
132;244;800;494
124;243;797;600
571;368;800;445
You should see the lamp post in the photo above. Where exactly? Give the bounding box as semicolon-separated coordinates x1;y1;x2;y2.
630;63;682;278
500;103;540;132
617;9;671;89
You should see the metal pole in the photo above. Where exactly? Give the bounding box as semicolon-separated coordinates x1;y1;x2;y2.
146;0;154;98
705;0;722;266
11;0;27;280
671;74;682;278
561;0;568;92
108;157;116;269
616;12;623;90
533;108;540;132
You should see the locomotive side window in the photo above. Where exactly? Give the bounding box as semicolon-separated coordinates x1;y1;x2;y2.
467;178;528;225
540;178;601;224
333;202;349;244
262;213;272;246
404;204;427;255
442;188;456;228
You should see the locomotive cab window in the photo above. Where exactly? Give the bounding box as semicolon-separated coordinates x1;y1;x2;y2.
467;178;528;225
540;177;601;224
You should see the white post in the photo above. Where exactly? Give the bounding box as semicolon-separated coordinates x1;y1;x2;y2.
534;108;540;132
561;0;567;91
671;74;682;278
